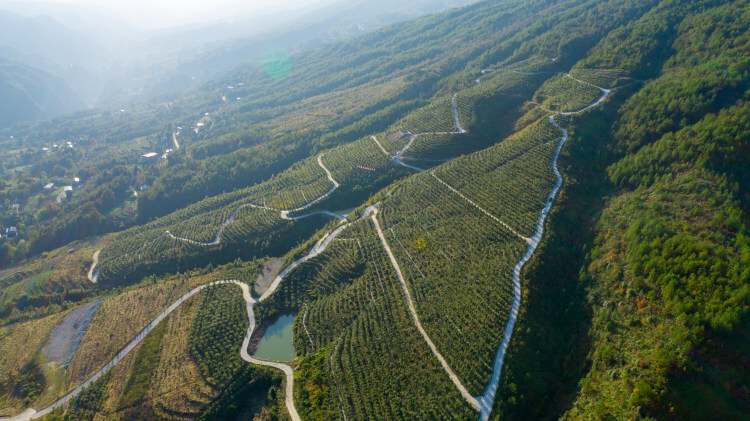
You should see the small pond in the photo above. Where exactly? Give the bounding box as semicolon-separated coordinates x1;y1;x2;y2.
253;314;296;362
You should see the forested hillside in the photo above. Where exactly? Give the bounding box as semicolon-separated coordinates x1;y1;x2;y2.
0;0;747;420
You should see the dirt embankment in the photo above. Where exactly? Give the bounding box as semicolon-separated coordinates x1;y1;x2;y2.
253;259;284;296
43;299;106;366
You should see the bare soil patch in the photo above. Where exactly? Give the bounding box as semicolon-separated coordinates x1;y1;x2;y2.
44;299;106;366
254;259;283;296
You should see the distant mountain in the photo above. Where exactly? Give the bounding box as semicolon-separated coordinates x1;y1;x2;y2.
0;57;84;128
0;1;480;109
168;0;480;75
0;10;113;106
0;1;135;51
0;10;109;70
95;0;480;107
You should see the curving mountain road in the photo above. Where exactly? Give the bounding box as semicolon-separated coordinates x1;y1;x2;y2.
371;208;481;411
1;280;258;421
452;93;467;133
392;135;426;172
4;204;383;421
367;69;616;420
475;76;614;421
374;91;468;172
92;154;343;274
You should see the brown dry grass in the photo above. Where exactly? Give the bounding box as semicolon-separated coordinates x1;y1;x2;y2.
95;341;140;420
88;295;210;421
89;288;220;419
151;293;220;419
0;312;64;416
64;271;215;393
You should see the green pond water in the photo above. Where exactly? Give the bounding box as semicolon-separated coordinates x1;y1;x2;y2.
253;314;296;362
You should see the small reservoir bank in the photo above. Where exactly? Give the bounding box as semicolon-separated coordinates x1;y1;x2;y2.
253;314;296;362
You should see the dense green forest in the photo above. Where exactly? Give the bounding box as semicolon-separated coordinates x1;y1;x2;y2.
0;0;748;420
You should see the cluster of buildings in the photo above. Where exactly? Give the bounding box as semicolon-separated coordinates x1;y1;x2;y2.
46;177;80;202
41;141;75;153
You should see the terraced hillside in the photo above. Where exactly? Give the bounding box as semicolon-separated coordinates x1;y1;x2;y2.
1;0;749;420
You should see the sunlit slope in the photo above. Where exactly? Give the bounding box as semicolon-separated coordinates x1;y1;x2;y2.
376;174;527;395
255;218;477;419
94;62;543;287
3;0;749;420
139;0;660;220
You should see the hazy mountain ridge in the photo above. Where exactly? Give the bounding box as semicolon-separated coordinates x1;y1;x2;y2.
0;0;482;118
0;57;84;127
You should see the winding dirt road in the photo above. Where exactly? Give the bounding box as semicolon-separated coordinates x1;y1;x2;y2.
5;205;382;421
452;93;467;133
87;250;100;283
1;280;259;421
367;69;615;420
371;208;481;411
475;76;613;421
92;154;343;273
373;91;468;173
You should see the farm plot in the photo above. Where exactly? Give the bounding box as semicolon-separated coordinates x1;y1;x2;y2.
100;155;332;258
502;56;555;73
258;217;476;419
329;282;476;420
250;156;333;210
568;68;631;89
533;74;603;112
96;206;293;287
253;219;379;354
405;133;468;161
64;273;214;391
433;117;562;237
392;95;457;134
149;295;219;419
376;174;526;395
95;152;340;286
167;207;237;244
472;67;544;98
322;137;406;190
